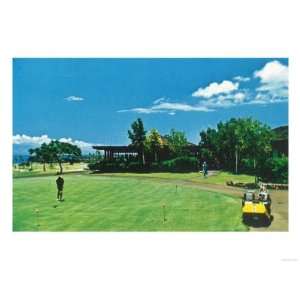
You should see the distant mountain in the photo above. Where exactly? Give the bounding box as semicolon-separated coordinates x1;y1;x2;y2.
272;125;288;140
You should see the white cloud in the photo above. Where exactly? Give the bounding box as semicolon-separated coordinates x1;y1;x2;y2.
58;137;93;150
254;60;288;84
13;134;51;145
118;100;214;114
252;93;272;104
196;61;288;108
233;76;251;82
118;108;164;114
249;91;287;105
192;80;239;98
198;91;247;108
233;92;246;103
254;60;288;101
256;84;288;98
13;134;95;153
65;95;85;101
152;97;165;104
153;102;212;112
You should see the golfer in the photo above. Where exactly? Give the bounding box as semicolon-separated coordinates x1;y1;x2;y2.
202;161;208;178
56;176;64;201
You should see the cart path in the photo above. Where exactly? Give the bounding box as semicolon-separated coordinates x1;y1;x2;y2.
93;173;288;232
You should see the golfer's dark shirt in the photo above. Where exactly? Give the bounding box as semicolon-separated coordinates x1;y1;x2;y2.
56;178;64;190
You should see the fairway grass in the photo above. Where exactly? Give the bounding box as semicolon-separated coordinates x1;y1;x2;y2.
13;174;248;231
94;171;255;185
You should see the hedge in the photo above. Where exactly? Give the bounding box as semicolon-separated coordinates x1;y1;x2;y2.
88;156;199;173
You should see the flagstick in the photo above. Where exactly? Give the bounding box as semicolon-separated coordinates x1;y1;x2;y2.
35;209;40;230
163;204;166;223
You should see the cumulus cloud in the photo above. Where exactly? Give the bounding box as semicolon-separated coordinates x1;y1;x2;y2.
13;134;51;145
58;137;94;150
65;95;85;101
254;60;288;101
254;60;288;84
233;92;246;103
199;91;247;108
193;61;288;108
250;92;287;105
233;76;251;82
13;134;95;153
192;80;239;98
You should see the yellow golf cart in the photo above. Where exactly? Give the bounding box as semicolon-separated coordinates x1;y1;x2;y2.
242;190;272;226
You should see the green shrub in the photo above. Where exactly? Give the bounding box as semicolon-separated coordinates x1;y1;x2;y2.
88;156;199;173
88;162;101;171
240;158;256;175
127;161;146;172
258;155;288;183
150;162;162;171
88;160;126;172
161;156;198;172
88;159;146;172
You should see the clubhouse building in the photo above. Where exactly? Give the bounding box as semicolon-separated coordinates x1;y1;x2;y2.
93;144;200;160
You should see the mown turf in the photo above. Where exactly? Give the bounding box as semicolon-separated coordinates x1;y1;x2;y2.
96;171;255;185
13;174;248;231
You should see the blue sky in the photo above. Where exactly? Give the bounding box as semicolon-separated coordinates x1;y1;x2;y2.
13;58;288;154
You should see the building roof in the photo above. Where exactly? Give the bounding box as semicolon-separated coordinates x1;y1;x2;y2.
93;144;200;154
93;145;138;152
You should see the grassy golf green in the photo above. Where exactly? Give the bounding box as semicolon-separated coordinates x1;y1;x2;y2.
96;171;255;185
13;173;248;231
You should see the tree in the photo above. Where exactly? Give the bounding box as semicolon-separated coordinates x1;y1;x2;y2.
28;140;82;174
199;118;273;175
243;120;273;180
199;128;219;168
145;129;163;162
48;140;82;174
165;129;188;157
128;118;147;165
258;155;288;184
217;118;268;173
29;143;52;172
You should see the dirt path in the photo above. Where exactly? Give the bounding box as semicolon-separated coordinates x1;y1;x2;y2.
248;190;288;231
93;173;288;231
